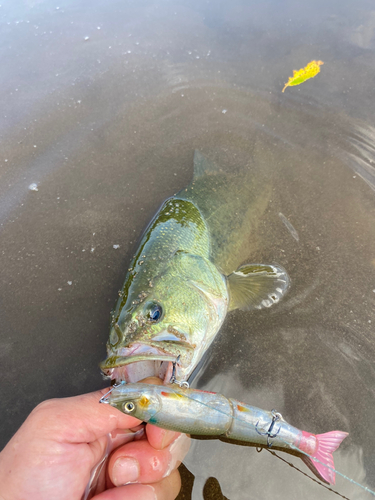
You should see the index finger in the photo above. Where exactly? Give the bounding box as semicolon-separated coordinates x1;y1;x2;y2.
30;388;142;444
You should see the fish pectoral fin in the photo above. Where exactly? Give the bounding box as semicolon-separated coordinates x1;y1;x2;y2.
193;150;218;179
189;278;221;296
227;264;289;311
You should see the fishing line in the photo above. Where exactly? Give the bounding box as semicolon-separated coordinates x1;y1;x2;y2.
265;449;351;500
168;385;375;498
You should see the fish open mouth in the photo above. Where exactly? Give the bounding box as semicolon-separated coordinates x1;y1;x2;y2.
100;342;194;384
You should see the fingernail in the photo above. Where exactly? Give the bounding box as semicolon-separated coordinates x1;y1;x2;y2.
164;434;191;477
112;456;140;485
161;429;180;449
140;485;157;500
108;427;145;450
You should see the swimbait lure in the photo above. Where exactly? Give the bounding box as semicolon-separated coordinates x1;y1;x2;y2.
101;383;348;485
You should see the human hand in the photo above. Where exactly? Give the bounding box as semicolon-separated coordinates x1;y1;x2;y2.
0;377;190;500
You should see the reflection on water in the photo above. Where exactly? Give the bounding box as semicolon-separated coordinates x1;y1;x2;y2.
0;0;375;499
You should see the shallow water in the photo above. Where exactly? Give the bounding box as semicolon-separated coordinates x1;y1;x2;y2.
1;0;375;498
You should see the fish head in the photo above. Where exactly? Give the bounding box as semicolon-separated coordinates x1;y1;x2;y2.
107;383;161;421
100;252;228;384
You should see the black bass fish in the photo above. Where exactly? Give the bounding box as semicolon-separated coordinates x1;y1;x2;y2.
100;151;289;383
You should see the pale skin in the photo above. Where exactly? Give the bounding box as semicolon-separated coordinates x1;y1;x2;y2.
0;377;189;500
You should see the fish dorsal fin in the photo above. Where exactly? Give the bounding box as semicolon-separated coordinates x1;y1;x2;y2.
193;150;218;179
227;264;289;311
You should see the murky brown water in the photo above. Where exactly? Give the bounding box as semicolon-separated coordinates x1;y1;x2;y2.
1;1;375;498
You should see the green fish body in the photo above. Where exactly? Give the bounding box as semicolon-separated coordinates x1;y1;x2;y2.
100;152;289;383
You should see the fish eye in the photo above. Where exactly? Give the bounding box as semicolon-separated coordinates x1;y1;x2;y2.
123;401;135;413
146;302;163;323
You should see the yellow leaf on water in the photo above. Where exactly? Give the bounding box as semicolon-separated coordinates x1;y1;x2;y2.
282;60;324;93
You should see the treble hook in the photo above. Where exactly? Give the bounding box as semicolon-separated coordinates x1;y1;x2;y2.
255;409;282;447
169;355;189;389
170;355;179;381
169;355;181;384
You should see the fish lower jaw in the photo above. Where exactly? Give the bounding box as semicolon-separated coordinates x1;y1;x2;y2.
104;360;176;385
100;342;192;384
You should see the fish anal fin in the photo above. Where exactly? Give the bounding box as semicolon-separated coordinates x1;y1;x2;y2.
193;150;218;179
227;263;289;311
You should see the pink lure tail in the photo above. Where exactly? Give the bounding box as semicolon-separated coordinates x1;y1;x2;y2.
300;430;348;484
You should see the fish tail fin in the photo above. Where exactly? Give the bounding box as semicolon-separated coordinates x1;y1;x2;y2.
300;431;348;484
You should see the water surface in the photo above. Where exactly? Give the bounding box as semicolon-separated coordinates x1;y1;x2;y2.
1;1;375;499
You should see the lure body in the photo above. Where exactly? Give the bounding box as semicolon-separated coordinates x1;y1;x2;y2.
105;383;348;485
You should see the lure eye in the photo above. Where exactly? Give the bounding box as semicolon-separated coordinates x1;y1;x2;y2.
123;401;135;413
146;303;163;323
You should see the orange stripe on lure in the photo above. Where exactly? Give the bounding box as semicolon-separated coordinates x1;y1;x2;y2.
161;391;185;400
